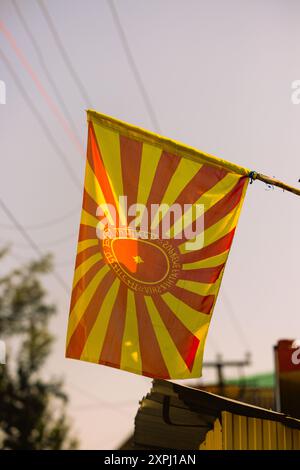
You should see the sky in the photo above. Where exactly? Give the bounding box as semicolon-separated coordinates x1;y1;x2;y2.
0;0;300;449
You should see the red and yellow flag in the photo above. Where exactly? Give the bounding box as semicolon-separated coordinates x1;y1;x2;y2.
66;110;249;379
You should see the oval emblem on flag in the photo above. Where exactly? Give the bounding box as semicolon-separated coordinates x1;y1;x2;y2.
111;238;169;283
102;228;182;294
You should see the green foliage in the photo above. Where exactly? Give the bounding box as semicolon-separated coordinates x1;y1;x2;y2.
0;253;55;337
0;251;78;449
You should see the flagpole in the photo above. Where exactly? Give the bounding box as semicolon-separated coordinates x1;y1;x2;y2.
250;171;300;197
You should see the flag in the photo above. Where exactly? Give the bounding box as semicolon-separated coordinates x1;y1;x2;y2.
65;110;249;379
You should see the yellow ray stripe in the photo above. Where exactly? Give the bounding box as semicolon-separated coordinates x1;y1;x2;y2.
93;121;126;225
160;158;202;205
80;208;98;229
161;292;210;339
176;279;220;297
77;239;99;255
144;296;190;378
169;172;240;238
72;252;102;287
80;278;120;362
84;161;115;226
182;251;229;270
120;289;142;374
150;159;202;231
67;264;110;345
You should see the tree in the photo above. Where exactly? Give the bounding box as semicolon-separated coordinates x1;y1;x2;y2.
0;250;78;449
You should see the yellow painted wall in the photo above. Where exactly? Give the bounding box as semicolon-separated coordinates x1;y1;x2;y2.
200;411;300;450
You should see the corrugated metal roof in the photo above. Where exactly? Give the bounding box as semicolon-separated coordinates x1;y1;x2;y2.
133;379;300;450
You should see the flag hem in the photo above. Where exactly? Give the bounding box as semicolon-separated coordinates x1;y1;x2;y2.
86;109;250;177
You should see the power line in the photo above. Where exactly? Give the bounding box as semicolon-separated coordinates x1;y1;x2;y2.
1;10;83;235
0;231;77;249
0;206;80;231
8;250;74;268
0;19;85;157
222;291;250;351
0;198;69;293
206;331;220;355
12;0;84;152
0;49;82;190
68;380;137;413
107;0;161;133
37;0;92;107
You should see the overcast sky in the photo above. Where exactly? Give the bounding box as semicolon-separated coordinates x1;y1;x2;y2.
1;0;300;449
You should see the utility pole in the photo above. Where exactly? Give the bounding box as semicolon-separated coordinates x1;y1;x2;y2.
203;352;251;396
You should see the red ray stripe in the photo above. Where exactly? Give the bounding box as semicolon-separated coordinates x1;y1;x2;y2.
88;122;119;225
120;135;142;212
173;177;246;246
179;264;225;284
70;260;105;313
175;165;228;207
75;244;101;269
159;165;228;234
78;224;97;242
66;270;116;359
169;285;215;315
185;336;201;373
180;229;235;264
135;293;170;379
146;151;181;226
152;295;200;372
204;177;246;230
99;283;128;368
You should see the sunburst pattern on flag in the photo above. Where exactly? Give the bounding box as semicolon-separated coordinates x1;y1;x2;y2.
65;111;249;379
